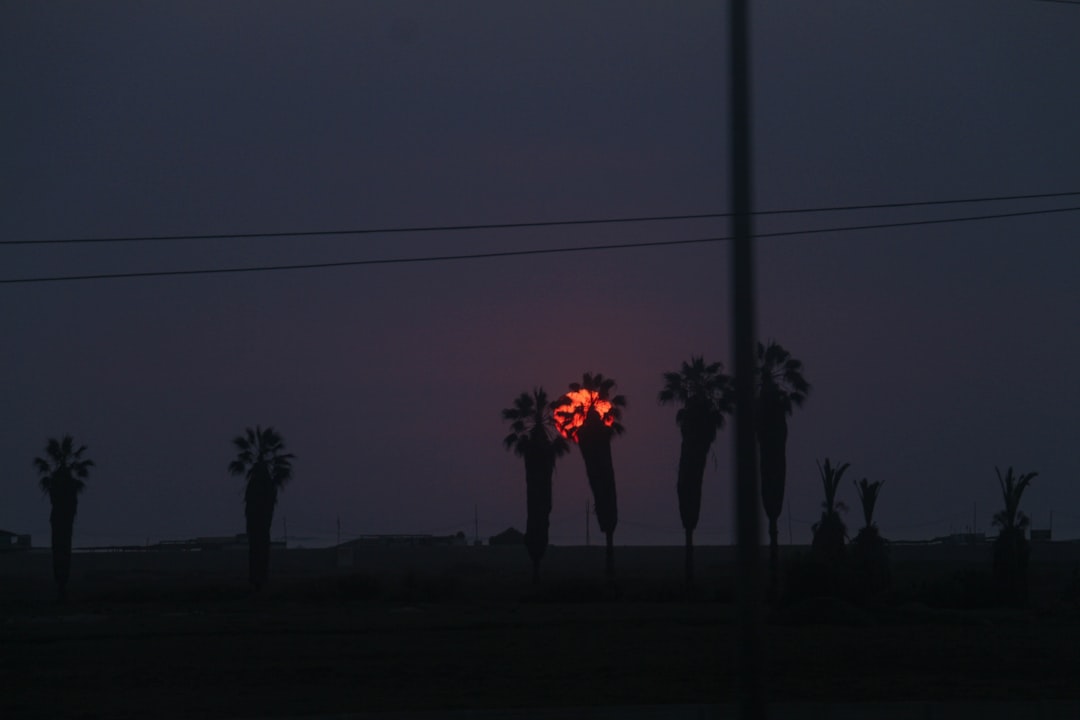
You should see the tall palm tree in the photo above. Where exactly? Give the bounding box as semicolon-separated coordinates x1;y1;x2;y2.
811;458;848;561
659;356;733;584
228;426;294;590
34;435;94;601
553;372;626;579
756;341;810;597
503;388;571;582
992;466;1037;607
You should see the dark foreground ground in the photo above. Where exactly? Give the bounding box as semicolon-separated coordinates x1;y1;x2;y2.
3;544;1080;719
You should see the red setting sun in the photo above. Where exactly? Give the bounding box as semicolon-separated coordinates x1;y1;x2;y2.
552;388;617;442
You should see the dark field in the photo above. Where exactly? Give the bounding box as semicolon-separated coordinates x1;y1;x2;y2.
4;543;1080;719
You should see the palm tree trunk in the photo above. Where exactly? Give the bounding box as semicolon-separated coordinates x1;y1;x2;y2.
249;524;270;590
246;505;274;590
759;406;788;603
524;456;553;580
575;415;618;582
677;434;710;587
50;508;75;602
578;415;618;553
245;476;278;591
768;516;779;601
685;528;695;585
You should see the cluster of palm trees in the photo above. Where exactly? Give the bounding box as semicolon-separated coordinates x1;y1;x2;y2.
30;343;1040;604
33;426;294;599
502;349;1041;605
803;459;1037;604
501;341;812;585
806;459;887;558
800;458;889;599
502;373;627;581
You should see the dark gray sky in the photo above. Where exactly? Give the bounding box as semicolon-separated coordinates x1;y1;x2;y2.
3;1;1079;548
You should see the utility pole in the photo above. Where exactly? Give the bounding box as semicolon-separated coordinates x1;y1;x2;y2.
474;504;479;545
730;1;765;718
787;499;793;546
585;501;591;546
336;515;341;547
283;516;288;548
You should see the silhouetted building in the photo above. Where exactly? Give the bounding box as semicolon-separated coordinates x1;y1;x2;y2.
931;532;986;545
1031;528;1052;543
343;532;467;548
0;529;31;551
155;535;242;551
488;527;524;546
155;535;283;551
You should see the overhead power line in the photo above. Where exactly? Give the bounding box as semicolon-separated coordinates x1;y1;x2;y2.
3;189;1080;246
2;204;1080;284
2;204;1078;285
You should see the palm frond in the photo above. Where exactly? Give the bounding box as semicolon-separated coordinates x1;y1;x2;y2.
230;425;294;488
855;477;885;529
993;465;1037;532
816;458;850;515
659;355;734;436
45;437;63;462
35;435;93;499
756;341;811;416
502;387;566;461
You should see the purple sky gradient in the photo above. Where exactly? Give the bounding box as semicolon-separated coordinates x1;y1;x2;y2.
2;1;1079;548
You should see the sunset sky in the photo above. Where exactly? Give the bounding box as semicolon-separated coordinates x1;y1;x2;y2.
3;1;1079;549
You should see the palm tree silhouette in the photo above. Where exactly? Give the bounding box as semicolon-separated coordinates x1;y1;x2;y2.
659;356;733;584
756;341;810;597
992;466;1037;607
853;477;885;544
553;372;625;579
811;458;848;561
34;435;94;601
502;388;571;582
852;477;889;598
228;426;294;590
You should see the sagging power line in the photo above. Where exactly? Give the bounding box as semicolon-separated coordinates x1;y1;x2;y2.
2;204;1078;286
3;189;1079;246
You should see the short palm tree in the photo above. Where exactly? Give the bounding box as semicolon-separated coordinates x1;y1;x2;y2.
659;356;733;584
811;458;848;562
851;477;890;599
553;372;626;579
228;426;294;590
34;435;94;601
853;478;885;545
503;388;571;582
992;466;1037;607
756;341;810;595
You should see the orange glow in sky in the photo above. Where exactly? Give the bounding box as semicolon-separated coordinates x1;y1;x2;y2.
552;388;616;442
